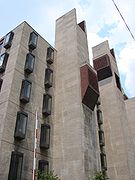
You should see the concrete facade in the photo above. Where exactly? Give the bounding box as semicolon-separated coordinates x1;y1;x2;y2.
92;41;135;180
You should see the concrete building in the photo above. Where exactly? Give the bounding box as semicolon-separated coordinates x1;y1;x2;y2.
0;8;135;180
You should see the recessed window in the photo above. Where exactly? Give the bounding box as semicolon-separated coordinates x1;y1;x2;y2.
98;130;105;146
46;47;54;64
42;94;52;116
29;32;38;50
24;53;35;74
115;73;121;91
0;39;4;53
0;78;3;92
14;111;28;140
0;52;9;73
20;80;32;103
97;109;103;124
8;151;23;180
38;160;49;173
45;68;53;88
40;124;50;149
4;31;14;49
100;153;107;171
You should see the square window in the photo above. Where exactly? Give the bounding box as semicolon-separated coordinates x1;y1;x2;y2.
4;31;14;49
46;47;54;64
40;124;50;149
42;94;52;116
38;160;49;173
8;151;23;180
97;109;103;124
0;78;3;92
24;53;35;74
0;52;9;73
20;80;32;103
29;32;38;50
45;68;53;88
14;111;28;140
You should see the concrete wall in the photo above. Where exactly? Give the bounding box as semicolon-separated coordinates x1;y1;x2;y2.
0;22;56;179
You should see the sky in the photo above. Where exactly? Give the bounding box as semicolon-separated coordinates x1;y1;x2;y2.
0;0;135;97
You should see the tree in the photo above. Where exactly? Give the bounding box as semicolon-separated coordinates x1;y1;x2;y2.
36;170;60;180
90;171;109;180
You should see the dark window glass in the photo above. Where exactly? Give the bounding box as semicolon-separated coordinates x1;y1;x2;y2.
40;124;50;149
14;111;28;140
24;53;35;74
46;47;54;64
45;68;53;88
8;151;23;180
4;31;14;49
29;32;38;50
0;52;9;73
0;78;3;92
98;130;105;146
97;109;103;124
20;80;32;103
38;160;49;173
42;94;52;116
0;39;4;54
100;153;107;171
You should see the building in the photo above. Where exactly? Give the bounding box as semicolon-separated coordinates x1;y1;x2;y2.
0;8;135;180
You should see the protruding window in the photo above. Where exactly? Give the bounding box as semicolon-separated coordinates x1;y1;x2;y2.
42;94;52;116
20;80;32;103
100;153;107;171
38;160;49;173
97;109;103;124
46;47;54;64
0;78;3;92
115;73;121;91
45;68;53;88
40;124;50;149
14;111;28;140
29;32;38;50
24;53;35;74
0;39;4;53
4;31;14;49
0;52;9;73
98;130;105;146
8;151;23;180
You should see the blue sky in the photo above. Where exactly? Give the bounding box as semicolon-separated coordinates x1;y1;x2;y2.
0;0;135;97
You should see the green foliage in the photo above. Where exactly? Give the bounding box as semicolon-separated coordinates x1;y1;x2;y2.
36;170;60;180
91;171;109;180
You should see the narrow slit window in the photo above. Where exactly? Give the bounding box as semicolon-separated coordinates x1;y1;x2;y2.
0;78;3;92
42;94;52;116
4;31;14;49
8;151;23;180
14;111;28;140
24;53;35;74
29;32;38;50
98;130;105;146
97;109;103;124
45;68;53;88
0;52;9;73
40;124;50;149
46;47;54;64
20;80;32;103
100;153;107;171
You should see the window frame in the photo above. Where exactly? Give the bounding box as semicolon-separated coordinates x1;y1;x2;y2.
14;111;28;140
40;124;50;149
4;31;14;49
100;152;107;171
8;151;23;180
42;94;52;116
24;53;35;74
45;68;53;88
46;47;54;64
98;130;105;146
97;109;103;124
20;79;32;103
0;52;9;73
28;32;38;50
38;160;49;173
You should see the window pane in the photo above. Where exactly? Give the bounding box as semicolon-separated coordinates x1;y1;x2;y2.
20;80;32;103
5;33;11;44
31;33;37;45
38;160;49;173
40;124;50;149
25;53;35;73
0;55;4;66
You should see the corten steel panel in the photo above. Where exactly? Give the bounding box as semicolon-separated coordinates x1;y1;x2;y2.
93;54;112;81
93;54;110;71
80;64;99;110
